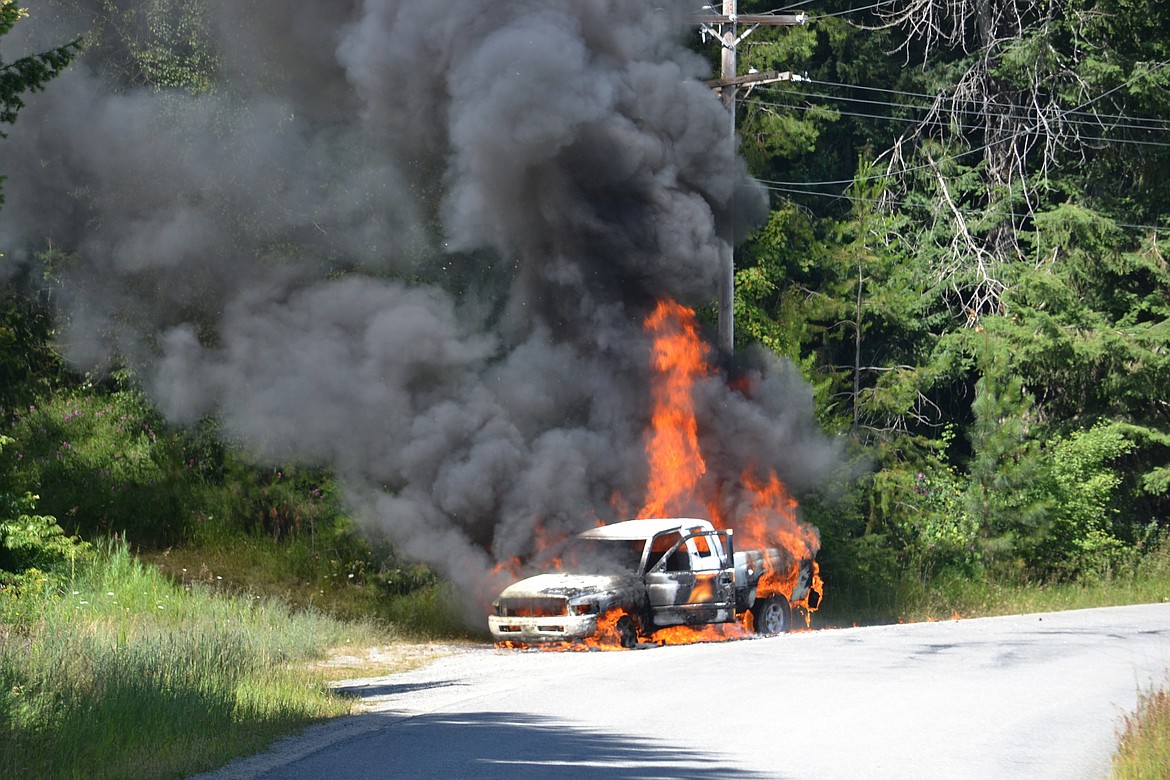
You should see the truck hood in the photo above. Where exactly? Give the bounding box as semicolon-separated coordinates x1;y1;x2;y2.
496;572;636;601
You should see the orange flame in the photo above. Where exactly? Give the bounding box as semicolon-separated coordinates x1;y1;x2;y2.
638;299;710;519
498;298;824;651
634;299;824;631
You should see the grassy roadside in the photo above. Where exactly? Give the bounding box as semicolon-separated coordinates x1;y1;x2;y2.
141;530;473;640
1113;682;1170;779
816;538;1170;628
3;532;1167;779
0;543;399;780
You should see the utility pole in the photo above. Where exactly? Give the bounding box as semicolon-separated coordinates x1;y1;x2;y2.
693;4;807;353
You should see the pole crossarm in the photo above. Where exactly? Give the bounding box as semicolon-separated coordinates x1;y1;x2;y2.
687;12;808;26
704;69;806;92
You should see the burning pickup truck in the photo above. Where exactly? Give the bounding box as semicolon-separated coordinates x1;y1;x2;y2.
488;517;822;648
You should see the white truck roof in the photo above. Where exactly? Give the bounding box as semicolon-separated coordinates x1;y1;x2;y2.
578;518;713;541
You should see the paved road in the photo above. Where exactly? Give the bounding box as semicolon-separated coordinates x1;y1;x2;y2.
194;603;1170;779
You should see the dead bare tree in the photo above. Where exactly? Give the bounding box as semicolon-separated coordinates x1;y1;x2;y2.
865;0;1108;324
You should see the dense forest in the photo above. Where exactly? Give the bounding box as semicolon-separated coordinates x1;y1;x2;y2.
726;0;1170;600
2;0;1168;621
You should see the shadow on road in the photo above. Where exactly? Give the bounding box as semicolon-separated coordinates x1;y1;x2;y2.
331;678;466;699
256;710;779;780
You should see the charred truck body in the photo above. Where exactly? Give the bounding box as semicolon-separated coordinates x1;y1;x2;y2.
488;518;822;648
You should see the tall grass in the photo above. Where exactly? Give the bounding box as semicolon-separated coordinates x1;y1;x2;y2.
143;529;473;640
0;542;391;779
817;535;1170;627
1113;681;1170;779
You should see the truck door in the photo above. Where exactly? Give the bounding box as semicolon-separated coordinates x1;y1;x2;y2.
644;529;735;627
644;531;691;627
683;528;736;624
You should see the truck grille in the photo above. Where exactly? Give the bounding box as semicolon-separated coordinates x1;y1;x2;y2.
496;596;567;617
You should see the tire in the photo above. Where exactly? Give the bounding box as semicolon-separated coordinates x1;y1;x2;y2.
751;595;791;635
615;615;638;649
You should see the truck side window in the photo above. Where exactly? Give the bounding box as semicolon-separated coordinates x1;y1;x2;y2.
665;546;690;572
689;529;712;556
647;532;684;572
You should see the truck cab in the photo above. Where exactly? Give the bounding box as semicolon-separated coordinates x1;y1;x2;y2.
580;519;737;628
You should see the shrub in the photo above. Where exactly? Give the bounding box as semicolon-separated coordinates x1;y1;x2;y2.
3;389;190;545
0;435;91;591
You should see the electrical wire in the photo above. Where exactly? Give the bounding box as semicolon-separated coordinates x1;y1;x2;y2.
756;84;1170;135
756;181;1170;233
774;77;1170;130
754;60;1170;186
765;0;818;12
747;98;1170;148
809;0;897;19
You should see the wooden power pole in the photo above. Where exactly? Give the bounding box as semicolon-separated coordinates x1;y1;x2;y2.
693;3;807;353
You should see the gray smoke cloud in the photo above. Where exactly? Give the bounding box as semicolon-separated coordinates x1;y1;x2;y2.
2;0;836;617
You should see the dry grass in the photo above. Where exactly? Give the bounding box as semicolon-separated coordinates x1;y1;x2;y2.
315;642;462;680
1113;683;1170;779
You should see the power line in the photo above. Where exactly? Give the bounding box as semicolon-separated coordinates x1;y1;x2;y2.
747;97;1170;148
778;77;1170;130
756;84;1170;135
809;0;896;19
754;60;1170;187
756;180;1170;233
765;1;818;11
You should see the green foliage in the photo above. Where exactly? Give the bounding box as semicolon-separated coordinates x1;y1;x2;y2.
3;387;192;544
0;0;80;213
0;275;66;415
818;530;1170;627
1030;424;1137;578
0;435;91;590
963;355;1049;569
726;0;1170;610
0;1;81;134
130;0;217;93
68;0;217;93
0;371;459;635
856;431;981;587
0;541;388;779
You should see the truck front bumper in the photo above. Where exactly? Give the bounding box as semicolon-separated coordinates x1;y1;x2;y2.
488;614;598;644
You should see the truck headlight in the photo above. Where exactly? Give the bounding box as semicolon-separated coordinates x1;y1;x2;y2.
569;601;594;615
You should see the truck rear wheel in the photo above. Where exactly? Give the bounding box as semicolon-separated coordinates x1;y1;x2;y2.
752;595;791;635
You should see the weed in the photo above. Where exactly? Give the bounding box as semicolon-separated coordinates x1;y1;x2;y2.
1113;680;1170;779
0;541;390;779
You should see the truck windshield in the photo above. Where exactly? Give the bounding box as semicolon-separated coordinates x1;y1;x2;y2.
562;537;645;574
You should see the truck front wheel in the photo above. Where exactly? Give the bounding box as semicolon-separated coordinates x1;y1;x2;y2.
615;615;638;649
752;595;791;635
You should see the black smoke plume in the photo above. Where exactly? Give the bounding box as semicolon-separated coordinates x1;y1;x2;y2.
2;0;836;615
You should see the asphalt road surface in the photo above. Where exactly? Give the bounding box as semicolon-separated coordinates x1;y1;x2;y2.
193;603;1170;779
